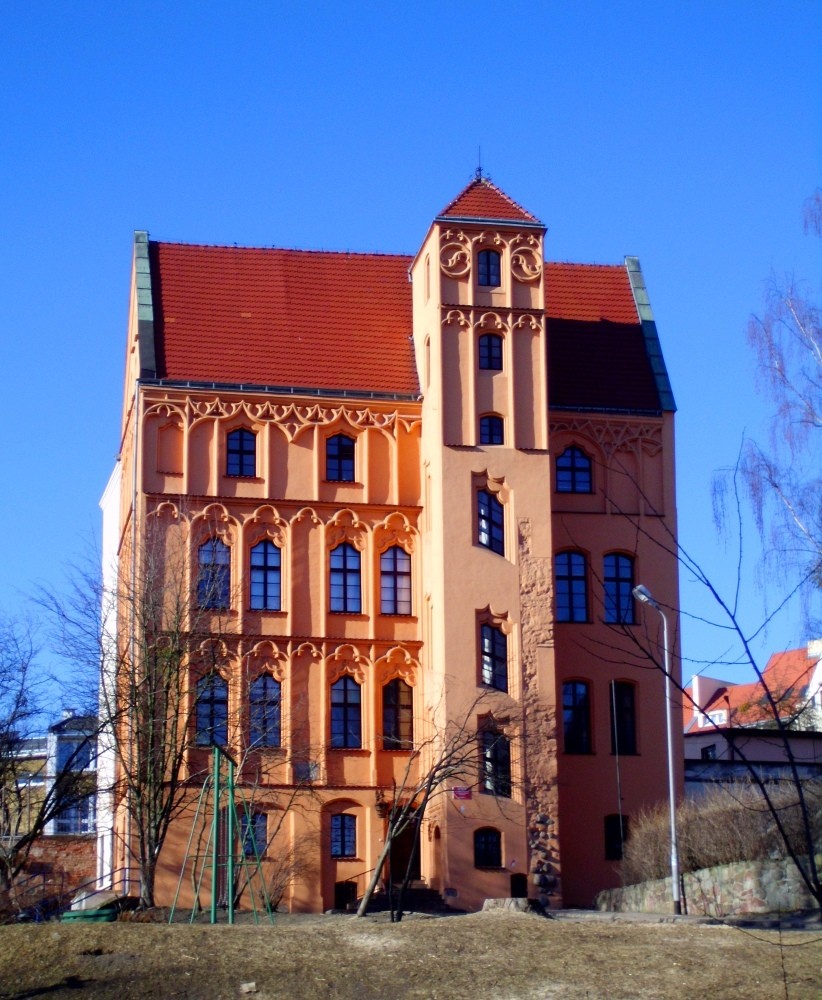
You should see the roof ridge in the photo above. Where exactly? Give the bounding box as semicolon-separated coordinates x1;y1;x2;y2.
153;240;414;260
437;177;541;224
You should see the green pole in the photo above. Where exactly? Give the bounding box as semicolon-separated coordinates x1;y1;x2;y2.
227;757;235;925
211;747;220;924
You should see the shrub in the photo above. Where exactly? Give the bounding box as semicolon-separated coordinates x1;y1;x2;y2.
621;780;822;886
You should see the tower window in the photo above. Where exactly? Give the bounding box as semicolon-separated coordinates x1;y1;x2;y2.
604;553;635;624
198;538;231;610
380;546;412;615
250;540;281;611
563;680;592;754
480;623;508;692
479;333;503;371
330;543;361;613
382;678;413;749
479;415;504;445
477;490;505;555
478;249;501;287
481;731;511;798
555;551;588;622
330;675;362;749
196;673;228;746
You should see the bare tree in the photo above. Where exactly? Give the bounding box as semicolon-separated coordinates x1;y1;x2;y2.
0;613;96;898
356;693;519;921
40;509;238;908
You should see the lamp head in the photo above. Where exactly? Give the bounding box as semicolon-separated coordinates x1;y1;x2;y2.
632;584;658;607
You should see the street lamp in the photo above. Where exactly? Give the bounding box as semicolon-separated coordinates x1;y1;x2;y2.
632;584;682;915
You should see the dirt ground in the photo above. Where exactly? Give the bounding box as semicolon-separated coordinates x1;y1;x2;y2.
0;910;819;1000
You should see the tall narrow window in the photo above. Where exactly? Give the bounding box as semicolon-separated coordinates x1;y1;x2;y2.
477;490;504;555
241;811;268;857
556;445;592;493
604;553;635;624
227;428;256;477
479;414;504;445
330;543;361;613
555;551;587;622
330;676;362;749
610;681;637;755
481;731;511;797
198;538;231;610
474;827;502;868
478;333;503;371
326;434;355;482
250;675;281;748
478;249;501;287
250;540;281;611
382;678;413;749
330;813;357;857
605;813;630;860
480;624;508;692
196;674;228;746
380;546;411;615
562;680;591;754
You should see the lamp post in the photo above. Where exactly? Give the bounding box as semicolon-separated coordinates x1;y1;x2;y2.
632;583;682;915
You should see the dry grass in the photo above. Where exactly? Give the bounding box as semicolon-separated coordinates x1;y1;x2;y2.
0;910;820;1000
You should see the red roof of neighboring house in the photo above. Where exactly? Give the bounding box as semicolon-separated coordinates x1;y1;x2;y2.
685;647;820;731
150;243;418;395
438;178;541;224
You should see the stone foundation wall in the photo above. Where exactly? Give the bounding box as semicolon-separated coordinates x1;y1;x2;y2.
596;856;821;916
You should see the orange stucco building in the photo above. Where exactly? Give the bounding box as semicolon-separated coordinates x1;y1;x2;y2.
100;177;681;911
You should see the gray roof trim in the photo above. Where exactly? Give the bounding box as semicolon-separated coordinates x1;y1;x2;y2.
134;231;157;379
434;215;544;230
624;256;676;412
140;378;421;403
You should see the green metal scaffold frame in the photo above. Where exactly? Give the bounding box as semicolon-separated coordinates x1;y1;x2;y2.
169;746;276;924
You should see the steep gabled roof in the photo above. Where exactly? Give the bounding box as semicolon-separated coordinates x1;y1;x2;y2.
546;262;666;413
437;177;542;225
149;242;419;396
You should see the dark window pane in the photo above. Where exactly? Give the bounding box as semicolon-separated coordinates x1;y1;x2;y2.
556;446;592;493
326;434;356;482
198;538;231;609
330;676;362;748
478;249;501;287
250;675;281;747
604;554;635;624
480;415;504;445
563;680;591;754
250;540;281;611
227;428;256;477
330;543;361;613
555;551;587;622
610;681;637;755
196;673;228;746
478;334;503;371
331;813;357;858
380;546;411;615
382;678;413;749
481;731;511;797
474;827;502;867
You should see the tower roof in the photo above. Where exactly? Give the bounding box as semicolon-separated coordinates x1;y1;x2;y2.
437;177;542;226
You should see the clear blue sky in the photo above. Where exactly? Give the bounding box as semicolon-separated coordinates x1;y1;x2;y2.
1;2;819;691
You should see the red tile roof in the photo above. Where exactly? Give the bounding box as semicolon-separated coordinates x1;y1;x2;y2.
546;263;661;412
686;647;819;730
150;243;418;395
148;241;662;412
438;178;541;224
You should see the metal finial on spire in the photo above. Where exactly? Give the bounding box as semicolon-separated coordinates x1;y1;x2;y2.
475;147;483;180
